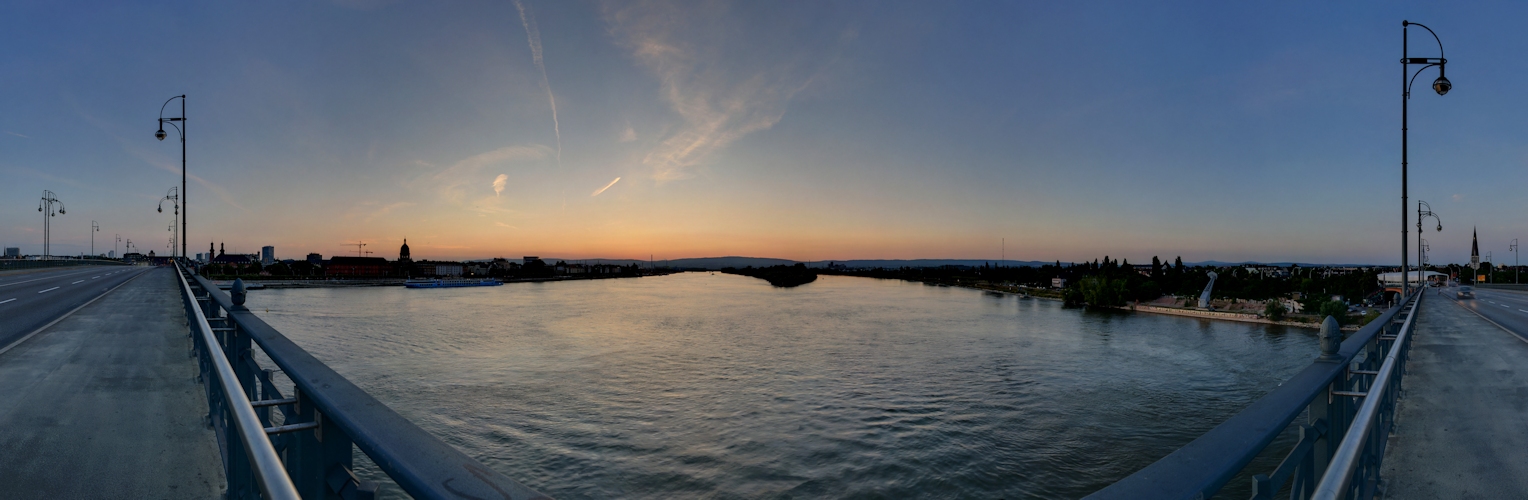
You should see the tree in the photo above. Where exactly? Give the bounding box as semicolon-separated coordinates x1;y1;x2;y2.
1264;300;1287;322
1319;300;1349;324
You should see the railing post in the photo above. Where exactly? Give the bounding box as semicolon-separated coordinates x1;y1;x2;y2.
1310;315;1343;479
285;388;367;499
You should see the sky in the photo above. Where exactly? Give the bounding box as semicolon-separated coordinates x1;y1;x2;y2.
3;1;1527;265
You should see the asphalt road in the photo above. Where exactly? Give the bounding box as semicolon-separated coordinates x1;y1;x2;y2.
1444;285;1528;343
0;265;152;351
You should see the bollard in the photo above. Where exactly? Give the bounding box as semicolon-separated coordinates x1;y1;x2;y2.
1318;316;1342;361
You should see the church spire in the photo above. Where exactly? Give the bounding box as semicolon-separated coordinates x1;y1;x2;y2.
1470;227;1481;270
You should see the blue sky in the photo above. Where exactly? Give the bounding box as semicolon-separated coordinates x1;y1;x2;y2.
2;1;1525;265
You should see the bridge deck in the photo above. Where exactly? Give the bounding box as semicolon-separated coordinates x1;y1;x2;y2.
1381;290;1528;498
0;267;223;498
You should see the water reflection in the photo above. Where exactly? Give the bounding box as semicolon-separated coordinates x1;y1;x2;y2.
249;273;1318;499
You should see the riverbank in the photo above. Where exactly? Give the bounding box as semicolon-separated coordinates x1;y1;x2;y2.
876;278;1350;330
203;271;680;289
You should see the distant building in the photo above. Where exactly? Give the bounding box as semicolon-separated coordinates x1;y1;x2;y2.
523;256;540;266
307;253;323;265
415;261;463;277
261;246;275;265
3;247;18;259
210;242;255;268
327;256;391;277
1052;277;1067;288
399;239;412;262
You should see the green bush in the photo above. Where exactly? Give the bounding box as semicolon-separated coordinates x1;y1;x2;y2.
1264;301;1287;322
1318;300;1350;324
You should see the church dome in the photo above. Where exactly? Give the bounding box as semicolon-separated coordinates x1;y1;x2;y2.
400;239;411;260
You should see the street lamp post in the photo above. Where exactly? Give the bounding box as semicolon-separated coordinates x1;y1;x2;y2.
1417;201;1441;287
91;221;99;257
156;95;187;261
114;234;121;259
1401;20;1451;297
158;187;179;259
1512;239;1520;283
1420;238;1429;268
37;190;65;260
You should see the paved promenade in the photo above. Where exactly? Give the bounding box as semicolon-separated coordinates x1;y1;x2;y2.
1381;290;1528;498
0;267;222;498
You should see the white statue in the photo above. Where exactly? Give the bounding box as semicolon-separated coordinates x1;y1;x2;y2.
1198;271;1218;309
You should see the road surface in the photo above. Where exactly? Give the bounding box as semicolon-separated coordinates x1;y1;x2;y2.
0;265;151;352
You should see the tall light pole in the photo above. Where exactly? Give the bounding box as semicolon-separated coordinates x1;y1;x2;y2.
158;186;179;259
156;95;187;261
115;234;121;259
38;190;65;260
1512;239;1520;283
1417;201;1441;287
90;221;99;257
1420;238;1430;270
1401;21;1450;297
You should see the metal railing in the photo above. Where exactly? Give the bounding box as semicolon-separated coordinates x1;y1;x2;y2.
1311;292;1419;499
1087;291;1422;500
175;262;301;499
174;263;550;500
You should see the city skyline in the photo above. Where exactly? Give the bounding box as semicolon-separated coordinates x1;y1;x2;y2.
5;2;1528;264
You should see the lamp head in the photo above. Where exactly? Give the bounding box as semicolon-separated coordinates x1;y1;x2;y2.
57;208;64;215
157;206;162;213
1437;223;1443;232
155;128;167;141
1433;72;1451;96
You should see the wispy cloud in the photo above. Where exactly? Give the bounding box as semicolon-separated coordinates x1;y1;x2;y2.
591;177;621;196
619;122;637;142
421;145;549;204
602;1;847;181
4;131;30;139
514;0;562;164
493;174;509;196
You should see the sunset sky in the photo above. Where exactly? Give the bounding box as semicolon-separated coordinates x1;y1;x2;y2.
4;1;1527;265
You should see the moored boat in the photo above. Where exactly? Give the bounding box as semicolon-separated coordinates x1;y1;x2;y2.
404;278;502;289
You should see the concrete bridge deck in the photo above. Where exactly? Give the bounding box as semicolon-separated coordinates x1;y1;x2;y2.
0;267;223;498
1382;288;1528;498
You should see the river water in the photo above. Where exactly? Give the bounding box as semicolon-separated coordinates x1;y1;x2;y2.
247;272;1318;499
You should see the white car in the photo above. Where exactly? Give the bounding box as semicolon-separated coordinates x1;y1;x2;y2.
1456;286;1475;299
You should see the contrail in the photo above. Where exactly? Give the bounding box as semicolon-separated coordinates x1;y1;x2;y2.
513;0;561;164
591;177;621;197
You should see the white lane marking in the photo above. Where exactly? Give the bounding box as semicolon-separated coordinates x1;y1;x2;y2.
37;287;59;293
1519;309;1528;313
0;299;14;305
92;276;100;279
71;280;84;284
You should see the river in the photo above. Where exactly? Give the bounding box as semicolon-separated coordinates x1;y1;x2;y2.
247;272;1317;499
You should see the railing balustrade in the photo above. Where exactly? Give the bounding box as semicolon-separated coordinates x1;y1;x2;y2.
174;262;549;500
1087;291;1422;500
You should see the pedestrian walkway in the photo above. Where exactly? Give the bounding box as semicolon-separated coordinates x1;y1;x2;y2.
1381;291;1528;498
0;267;223;498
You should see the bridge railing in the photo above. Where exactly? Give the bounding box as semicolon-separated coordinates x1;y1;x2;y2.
1311;290;1420;499
1086;290;1422;500
175;262;301;499
175;264;549;500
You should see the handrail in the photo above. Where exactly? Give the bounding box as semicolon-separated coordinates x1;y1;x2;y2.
1087;290;1421;499
174;262;301;499
187;271;550;499
1312;293;1421;499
